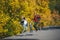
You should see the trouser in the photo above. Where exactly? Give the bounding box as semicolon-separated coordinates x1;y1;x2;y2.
34;22;38;31
30;25;32;32
34;22;40;31
23;25;27;32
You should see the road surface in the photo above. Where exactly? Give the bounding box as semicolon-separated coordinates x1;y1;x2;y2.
3;29;60;40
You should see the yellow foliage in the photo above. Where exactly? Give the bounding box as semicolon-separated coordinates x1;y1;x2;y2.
0;26;3;33
3;29;8;33
0;0;60;38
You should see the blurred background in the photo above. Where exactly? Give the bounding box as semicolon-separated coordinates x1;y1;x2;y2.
0;0;60;38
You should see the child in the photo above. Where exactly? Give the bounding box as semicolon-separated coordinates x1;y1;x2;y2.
30;21;33;32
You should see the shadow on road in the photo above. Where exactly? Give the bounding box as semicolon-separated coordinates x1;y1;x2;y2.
16;34;33;37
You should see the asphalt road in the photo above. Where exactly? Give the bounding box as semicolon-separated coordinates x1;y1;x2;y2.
3;29;60;40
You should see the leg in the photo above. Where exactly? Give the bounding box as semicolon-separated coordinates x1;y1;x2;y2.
34;22;38;31
37;22;40;30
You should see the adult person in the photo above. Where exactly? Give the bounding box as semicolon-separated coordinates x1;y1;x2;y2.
20;17;28;32
33;12;41;31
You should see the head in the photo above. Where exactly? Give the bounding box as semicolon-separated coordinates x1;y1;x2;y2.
34;11;37;15
21;16;25;20
23;17;25;20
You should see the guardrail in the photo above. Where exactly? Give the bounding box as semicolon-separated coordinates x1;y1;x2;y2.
41;26;60;30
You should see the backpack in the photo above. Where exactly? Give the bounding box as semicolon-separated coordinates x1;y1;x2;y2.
37;15;41;21
20;20;24;25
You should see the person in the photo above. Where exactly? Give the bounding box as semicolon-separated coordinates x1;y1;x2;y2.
20;17;28;32
33;12;41;31
30;21;33;32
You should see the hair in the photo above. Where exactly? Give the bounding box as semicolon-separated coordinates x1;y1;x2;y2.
23;17;25;20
